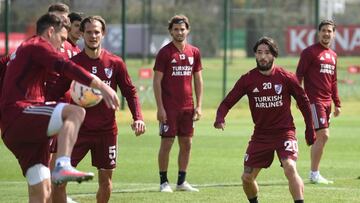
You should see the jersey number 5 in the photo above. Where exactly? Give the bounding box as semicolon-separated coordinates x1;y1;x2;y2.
109;145;116;159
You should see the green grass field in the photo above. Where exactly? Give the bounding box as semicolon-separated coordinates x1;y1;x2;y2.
1;57;360;202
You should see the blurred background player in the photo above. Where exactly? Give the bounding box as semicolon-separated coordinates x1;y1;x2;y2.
0;13;120;203
153;14;203;192
50;15;146;203
214;37;316;203
63;12;83;58
296;20;341;184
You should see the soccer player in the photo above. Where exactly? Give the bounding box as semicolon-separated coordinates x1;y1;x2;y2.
63;12;83;58
214;37;316;203
0;13;120;203
296;20;341;184
153;14;203;192
51;15;146;203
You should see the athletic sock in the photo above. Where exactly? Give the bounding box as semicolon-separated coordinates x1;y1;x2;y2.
311;170;319;176
159;171;168;184
294;200;304;203
177;171;186;185
55;156;71;167
248;196;258;203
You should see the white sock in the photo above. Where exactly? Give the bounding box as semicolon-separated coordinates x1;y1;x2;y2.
55;156;71;167
311;170;320;177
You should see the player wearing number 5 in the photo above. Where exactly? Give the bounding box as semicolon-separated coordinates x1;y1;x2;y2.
51;16;146;203
214;37;315;203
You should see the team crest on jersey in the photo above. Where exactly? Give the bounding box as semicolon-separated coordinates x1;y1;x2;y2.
104;67;113;79
160;123;169;134
188;57;194;65
274;84;282;94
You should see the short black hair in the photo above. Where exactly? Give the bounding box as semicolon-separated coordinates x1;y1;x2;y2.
318;20;336;31
36;13;69;35
253;36;279;57
68;12;83;23
80;15;106;33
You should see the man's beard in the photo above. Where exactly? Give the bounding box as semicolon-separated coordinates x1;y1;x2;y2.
85;42;99;51
256;59;273;71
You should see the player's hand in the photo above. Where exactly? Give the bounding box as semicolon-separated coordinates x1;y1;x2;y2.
214;122;225;131
157;106;167;123
333;106;341;117
92;77;120;110
193;106;202;121
305;127;316;146
131;120;146;136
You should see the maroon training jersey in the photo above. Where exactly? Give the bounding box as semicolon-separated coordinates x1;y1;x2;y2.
0;55;10;97
0;36;93;132
46;39;81;102
54;49;143;135
154;42;202;110
60;39;81;59
215;66;313;138
296;43;341;107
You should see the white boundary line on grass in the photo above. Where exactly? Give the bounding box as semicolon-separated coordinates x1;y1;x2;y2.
1;179;360;198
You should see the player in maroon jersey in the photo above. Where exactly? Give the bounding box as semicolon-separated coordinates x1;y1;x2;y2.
63;12;82;58
51;15;146;203
0;55;10;98
153;15;203;192
214;37;315;203
0;13;120;203
296;20;341;184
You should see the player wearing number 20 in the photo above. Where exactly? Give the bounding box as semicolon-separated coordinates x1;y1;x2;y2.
214;37;316;203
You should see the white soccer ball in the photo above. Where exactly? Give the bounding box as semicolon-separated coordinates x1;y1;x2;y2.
70;80;103;108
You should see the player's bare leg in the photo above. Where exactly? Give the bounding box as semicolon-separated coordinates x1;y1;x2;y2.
158;137;175;171
311;128;329;171
242;167;261;202
51;105;94;185
310;128;332;184
178;137;192;172
97;169;113;203
28;179;51;203
49;150;67;203
158;137;175;192
281;159;304;201
56;105;85;157
51;183;67;203
175;136;198;192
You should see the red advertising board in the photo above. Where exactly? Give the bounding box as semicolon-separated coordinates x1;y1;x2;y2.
286;25;360;56
0;32;26;55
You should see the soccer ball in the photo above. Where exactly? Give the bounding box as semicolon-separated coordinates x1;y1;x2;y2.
70;80;103;108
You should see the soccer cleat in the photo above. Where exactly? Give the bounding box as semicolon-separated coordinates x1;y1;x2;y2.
176;181;199;192
51;165;94;185
310;174;334;184
66;196;78;203
160;182;173;193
